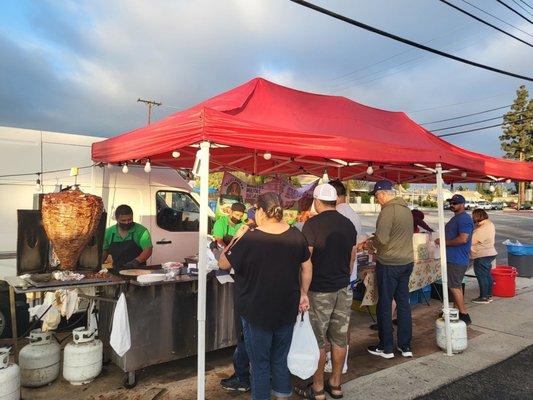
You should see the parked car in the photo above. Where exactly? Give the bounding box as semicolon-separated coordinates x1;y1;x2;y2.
491;202;504;210
520;203;532;210
476;201;492;210
506;201;519;210
464;200;478;210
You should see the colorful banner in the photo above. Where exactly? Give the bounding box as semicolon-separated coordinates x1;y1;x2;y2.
220;172;318;209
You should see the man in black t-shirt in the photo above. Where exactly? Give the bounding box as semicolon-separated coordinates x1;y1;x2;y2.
298;183;357;399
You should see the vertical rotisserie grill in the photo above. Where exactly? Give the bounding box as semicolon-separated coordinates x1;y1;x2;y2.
41;188;104;270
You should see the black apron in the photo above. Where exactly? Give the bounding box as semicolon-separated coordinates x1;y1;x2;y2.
108;232;145;274
222;223;234;246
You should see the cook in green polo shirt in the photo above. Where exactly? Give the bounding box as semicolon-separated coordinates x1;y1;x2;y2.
102;204;153;273
212;203;246;247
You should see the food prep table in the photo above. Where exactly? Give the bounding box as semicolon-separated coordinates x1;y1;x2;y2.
97;269;237;388
1;274;126;361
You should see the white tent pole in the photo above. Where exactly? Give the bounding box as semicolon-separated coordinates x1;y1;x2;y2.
197;141;210;399
436;163;453;356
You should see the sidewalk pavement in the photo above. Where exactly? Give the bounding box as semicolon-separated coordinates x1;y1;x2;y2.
341;276;533;400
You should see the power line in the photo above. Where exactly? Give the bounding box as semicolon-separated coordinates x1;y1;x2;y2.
0;165;95;179
437;122;503;137
408;92;509;113
289;0;533;81
497;0;533;24
436;116;532;137
421;105;511;125
518;0;533;12
332;32;486;92
461;0;533;38
339;36;492;90
431;115;504;132
439;0;532;47
427;110;529;131
511;0;533;17
327;24;468;84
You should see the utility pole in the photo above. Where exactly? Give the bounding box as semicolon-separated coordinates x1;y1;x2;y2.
137;98;162;125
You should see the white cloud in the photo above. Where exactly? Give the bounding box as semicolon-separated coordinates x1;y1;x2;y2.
0;0;531;157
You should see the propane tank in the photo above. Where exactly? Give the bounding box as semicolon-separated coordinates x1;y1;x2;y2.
63;328;103;385
436;308;468;353
0;348;20;400
19;329;60;387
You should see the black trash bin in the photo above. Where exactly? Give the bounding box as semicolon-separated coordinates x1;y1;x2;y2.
508;253;533;278
507;244;533;279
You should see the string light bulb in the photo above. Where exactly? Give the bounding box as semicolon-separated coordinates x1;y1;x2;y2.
144;160;151;173
263;151;272;160
122;163;129;174
505;179;511;184
106;162;113;169
172;151;180;158
461;172;467;178
366;164;374;175
35;175;42;190
322;168;329;183
489;185;495;192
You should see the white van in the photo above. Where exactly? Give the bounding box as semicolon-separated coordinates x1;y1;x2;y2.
0;126;209;278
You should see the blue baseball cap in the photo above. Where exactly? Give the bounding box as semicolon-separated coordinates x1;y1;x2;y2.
449;194;466;204
370;180;393;195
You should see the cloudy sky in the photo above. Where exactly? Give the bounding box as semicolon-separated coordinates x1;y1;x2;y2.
1;0;532;156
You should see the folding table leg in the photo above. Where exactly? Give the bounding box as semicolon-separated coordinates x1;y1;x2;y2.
8;286;19;362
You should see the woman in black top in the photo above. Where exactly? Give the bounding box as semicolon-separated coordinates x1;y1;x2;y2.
220;192;312;400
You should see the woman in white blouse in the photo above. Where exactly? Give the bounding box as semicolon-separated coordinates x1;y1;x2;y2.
470;209;497;304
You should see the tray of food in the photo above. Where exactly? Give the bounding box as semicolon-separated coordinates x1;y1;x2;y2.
25;270;118;288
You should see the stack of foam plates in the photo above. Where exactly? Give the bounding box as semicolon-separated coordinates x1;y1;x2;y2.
137;273;166;283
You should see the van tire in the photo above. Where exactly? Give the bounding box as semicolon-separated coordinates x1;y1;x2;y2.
0;280;30;339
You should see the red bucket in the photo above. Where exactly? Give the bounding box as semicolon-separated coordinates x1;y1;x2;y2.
491;266;518;297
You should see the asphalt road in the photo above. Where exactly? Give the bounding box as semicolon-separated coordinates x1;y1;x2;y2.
358;210;533;264
414;345;533;400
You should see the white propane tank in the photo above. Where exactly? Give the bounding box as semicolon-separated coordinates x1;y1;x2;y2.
436;308;468;353
20;329;60;387
63;328;103;385
0;348;20;400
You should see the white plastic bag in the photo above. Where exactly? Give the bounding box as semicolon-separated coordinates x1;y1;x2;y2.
287;312;320;379
110;293;131;357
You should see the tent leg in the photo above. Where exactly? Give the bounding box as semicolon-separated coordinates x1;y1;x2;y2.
436;164;453;356
197;141;210;399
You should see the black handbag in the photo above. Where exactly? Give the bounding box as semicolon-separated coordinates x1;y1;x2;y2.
352;279;366;301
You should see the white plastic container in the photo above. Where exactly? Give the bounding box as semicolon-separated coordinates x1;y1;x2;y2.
63;328;103;385
0;348;20;400
20;329;60;387
436;308;468;353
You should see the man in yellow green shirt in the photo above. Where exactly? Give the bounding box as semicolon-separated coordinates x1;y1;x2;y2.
212;203;246;247
102;204;153;273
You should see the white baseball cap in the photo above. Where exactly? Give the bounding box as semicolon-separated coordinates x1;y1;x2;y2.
313;183;338;201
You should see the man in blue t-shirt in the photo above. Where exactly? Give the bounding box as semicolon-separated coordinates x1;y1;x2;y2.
435;194;474;325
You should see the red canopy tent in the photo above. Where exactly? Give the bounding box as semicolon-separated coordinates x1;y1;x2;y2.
92;77;533;183
92;77;533;398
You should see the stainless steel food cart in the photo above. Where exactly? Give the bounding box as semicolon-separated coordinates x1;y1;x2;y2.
97;271;236;388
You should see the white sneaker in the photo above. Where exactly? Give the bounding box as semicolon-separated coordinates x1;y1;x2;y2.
397;346;413;357
367;345;394;359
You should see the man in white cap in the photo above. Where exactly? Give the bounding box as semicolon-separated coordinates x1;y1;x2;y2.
295;183;357;400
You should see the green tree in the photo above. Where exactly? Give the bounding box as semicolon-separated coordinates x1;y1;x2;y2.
499;85;533;205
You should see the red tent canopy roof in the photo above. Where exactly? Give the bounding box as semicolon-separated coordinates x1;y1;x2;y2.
92;77;533;183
